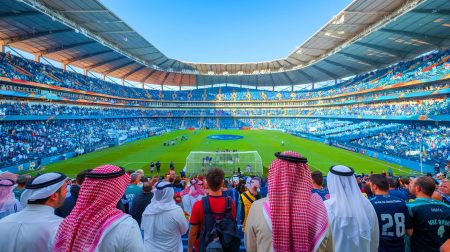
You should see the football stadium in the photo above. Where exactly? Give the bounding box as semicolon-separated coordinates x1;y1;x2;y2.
0;0;449;251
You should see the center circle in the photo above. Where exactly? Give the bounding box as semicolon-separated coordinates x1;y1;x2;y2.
207;134;244;140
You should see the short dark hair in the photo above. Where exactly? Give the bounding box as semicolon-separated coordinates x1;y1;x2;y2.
311;171;324;186
369;174;389;191
76;169;92;185
387;178;398;188
206;168;224;192
142;182;152;193
414;176;436;197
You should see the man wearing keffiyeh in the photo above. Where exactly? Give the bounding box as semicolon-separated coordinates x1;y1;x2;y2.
53;164;144;252
244;151;332;252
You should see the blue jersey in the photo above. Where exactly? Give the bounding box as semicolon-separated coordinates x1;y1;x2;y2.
389;189;409;202
311;188;329;201
407;198;450;252
370;194;412;252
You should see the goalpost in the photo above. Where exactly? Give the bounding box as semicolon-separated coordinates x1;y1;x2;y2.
185;151;263;177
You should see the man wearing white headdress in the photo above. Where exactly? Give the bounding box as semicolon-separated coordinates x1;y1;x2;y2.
0;172;67;252
142;181;188;252
325;165;379;252
0;179;22;219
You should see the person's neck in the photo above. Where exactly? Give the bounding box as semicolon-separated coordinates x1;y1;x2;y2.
209;190;222;196
374;190;389;196
17;185;25;190
312;184;323;190
416;193;432;199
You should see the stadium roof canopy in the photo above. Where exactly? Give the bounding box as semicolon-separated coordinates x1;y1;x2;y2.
0;0;449;88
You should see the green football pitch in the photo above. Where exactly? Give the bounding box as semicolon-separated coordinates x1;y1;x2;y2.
44;130;419;178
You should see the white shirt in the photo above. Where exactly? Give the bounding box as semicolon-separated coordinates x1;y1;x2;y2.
96;215;144;252
0;204;62;252
324;199;379;252
142;207;188;252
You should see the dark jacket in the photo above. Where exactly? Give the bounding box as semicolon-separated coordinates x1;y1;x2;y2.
129;191;153;226
55;184;80;218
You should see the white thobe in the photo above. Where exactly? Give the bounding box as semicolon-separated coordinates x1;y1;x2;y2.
182;194;203;216
324;199;379;252
95;215;145;252
0;198;22;219
0;204;62;252
142;207;189;252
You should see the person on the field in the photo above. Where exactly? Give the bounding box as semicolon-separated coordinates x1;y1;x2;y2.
0;172;67;252
311;170;330;201
240;177;261;232
156;161;161;174
142;181;188;252
407;176;450;251
245;151;331;252
53;165;144;252
369;174;412;252
150;161;155;173
325;165;379;252
0;179;22;219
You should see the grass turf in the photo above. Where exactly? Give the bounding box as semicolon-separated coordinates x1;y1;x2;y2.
44;130;419;178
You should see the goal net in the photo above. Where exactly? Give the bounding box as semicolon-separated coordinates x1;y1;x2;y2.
185;151;263;177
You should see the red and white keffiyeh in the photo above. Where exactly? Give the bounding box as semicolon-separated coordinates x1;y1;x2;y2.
53;165;130;252
180;179;206;198
0;179;16;212
265;151;329;252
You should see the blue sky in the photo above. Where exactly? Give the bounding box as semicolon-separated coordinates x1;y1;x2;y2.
102;0;350;63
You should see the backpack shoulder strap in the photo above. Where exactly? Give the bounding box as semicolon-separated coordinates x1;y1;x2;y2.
202;196;211;214
242;191;254;204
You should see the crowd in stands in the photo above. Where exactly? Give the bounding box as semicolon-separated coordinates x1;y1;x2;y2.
0;151;449;252
1;96;448;118
1;48;449;102
0;118;172;168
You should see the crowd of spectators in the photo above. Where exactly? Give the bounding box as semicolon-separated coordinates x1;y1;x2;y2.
0;153;449;252
1;96;448;118
1;48;449;102
0;118;174;168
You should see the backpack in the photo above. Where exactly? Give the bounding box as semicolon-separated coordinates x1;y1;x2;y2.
199;196;241;252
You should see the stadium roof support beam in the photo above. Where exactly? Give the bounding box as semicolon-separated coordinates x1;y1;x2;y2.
2;29;72;45
140;69;158;83
282;72;294;86
323;59;359;75
298;70;315;83
38;41;97;55
121;65;147;79
64;50;112;64
161;72;171;85
311;65;339;79
354;42;408;58
86;56;125;70
380;29;445;47
337;52;380;67
102;61;135;75
0;11;41;19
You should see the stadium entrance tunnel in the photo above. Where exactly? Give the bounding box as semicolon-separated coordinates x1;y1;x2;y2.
207;134;244;140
